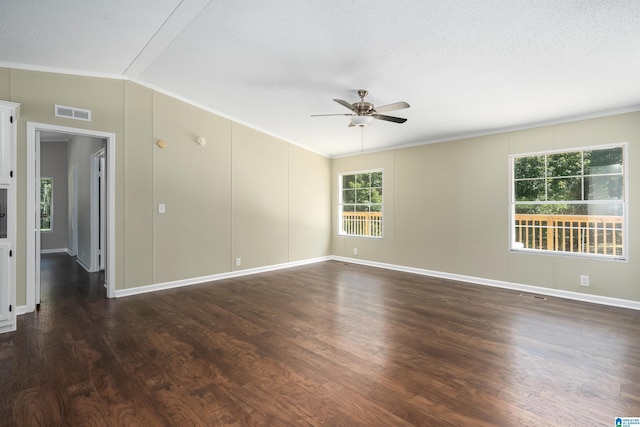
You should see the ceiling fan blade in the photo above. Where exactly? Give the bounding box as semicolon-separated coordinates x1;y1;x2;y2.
374;101;410;113
310;113;353;117
348;122;356;127
372;114;407;123
333;99;356;111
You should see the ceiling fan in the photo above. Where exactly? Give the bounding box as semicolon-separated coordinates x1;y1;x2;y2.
311;90;410;127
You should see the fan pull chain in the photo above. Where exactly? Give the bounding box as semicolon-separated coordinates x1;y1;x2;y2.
361;126;364;153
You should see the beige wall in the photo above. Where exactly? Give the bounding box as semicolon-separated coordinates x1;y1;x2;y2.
2;66;637;306
333;112;640;302
1;68;331;305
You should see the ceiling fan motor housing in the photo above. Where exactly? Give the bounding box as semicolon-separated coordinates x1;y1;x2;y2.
354;101;374;115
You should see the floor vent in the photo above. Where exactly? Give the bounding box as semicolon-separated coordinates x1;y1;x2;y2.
519;293;547;301
55;104;92;121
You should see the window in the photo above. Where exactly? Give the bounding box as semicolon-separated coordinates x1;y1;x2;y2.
511;144;626;259
339;170;383;237
40;177;53;232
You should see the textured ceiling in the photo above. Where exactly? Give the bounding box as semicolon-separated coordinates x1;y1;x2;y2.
2;0;639;157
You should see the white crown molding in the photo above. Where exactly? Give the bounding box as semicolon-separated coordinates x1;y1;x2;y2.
332;105;640;159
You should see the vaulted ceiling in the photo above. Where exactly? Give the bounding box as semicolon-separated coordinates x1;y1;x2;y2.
2;0;639;157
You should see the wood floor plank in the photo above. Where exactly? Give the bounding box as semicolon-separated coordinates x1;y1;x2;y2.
2;254;640;425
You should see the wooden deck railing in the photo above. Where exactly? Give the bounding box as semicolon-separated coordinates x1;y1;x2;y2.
514;214;623;256
341;212;383;237
341;212;624;256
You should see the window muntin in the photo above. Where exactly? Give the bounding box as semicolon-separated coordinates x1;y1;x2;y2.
339;170;383;238
511;145;626;259
40;177;53;232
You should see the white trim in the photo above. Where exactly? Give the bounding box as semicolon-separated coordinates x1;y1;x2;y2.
89;150;106;273
331;256;640;311
115;256;331;298
27;122;116;313
40;248;68;254
4;61;638;160
11;253;636;316
15;305;29;316
332;105;640;158
0;101;19;333
76;256;91;273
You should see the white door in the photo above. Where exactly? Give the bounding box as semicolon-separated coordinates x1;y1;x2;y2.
0;101;18;333
99;155;106;271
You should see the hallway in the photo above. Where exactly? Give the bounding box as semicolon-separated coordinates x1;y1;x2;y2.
39;253;105;304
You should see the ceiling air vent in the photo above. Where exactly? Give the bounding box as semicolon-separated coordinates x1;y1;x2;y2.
55;104;92;122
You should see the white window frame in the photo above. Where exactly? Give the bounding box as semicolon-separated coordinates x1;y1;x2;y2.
338;169;384;239
509;142;628;261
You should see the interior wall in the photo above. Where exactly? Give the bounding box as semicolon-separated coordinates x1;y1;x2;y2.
8;68;125;305
2;67;332;305
332;112;640;302
3;65;636;306
152;92;233;283
40;141;69;251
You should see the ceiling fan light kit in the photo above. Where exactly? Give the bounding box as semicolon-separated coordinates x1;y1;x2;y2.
311;89;409;128
350;115;374;127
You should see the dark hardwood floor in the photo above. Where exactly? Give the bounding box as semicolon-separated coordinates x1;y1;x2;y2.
1;255;639;426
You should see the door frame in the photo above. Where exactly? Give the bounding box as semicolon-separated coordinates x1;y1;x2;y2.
26;122;116;310
90;149;106;272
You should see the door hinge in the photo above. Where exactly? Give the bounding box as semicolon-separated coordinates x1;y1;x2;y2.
9;170;13;178
9;250;12;257
10;115;13;124
9;305;12;312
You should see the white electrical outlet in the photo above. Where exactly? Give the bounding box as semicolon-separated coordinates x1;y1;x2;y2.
158;203;166;214
235;257;241;267
580;275;590;287
353;248;358;255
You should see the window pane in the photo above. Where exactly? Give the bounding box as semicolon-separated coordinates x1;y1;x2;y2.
585;147;623;175
515;179;545;201
514;156;545;179
370;204;382;213
547;152;582;177
343;189;355;203
585;175;623;200
356;189;369;203
343;205;355;212
517;202;623;217
343;174;355;189
371;187;382;203
356;173;370;187
547;177;582;201
371;171;382;187
355;204;370;212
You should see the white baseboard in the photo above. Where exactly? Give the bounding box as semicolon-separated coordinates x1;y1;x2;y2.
40;248;69;254
20;253;639;313
76;257;91;272
332;256;640;311
15;305;29;315
115;256;332;298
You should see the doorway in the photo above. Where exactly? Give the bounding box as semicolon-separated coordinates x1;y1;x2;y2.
26;122;116;312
